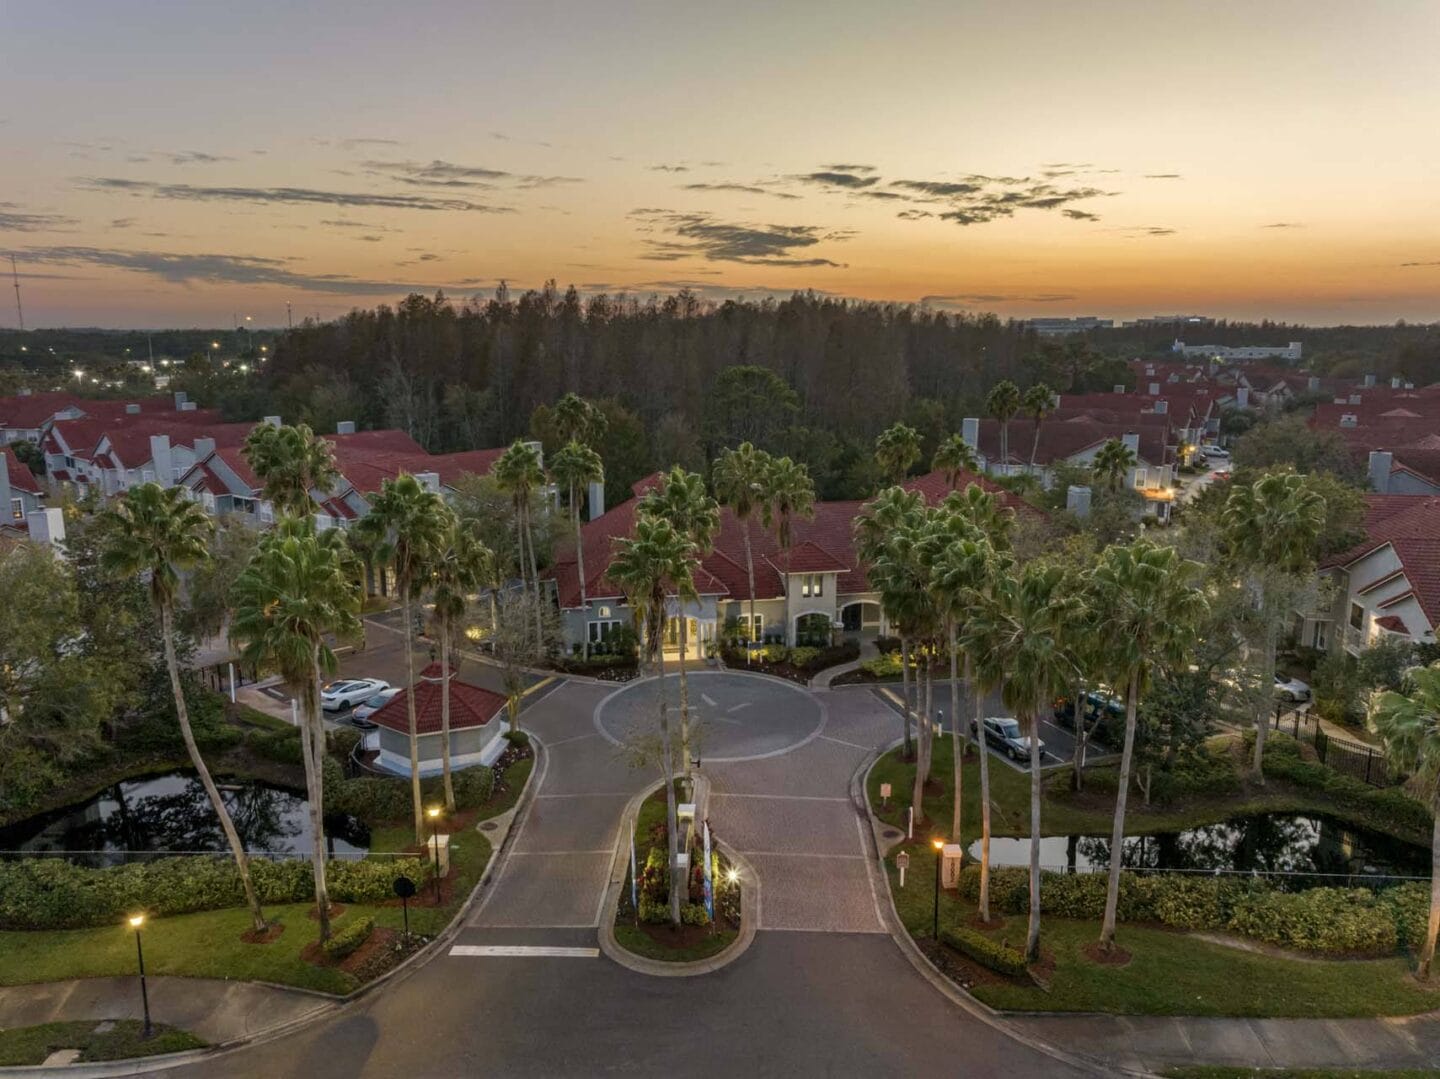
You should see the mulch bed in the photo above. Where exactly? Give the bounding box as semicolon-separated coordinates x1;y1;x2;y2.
963;912;1007;932
1081;940;1133;967
918;937;1023;992
630;918;740;952
240;921;286;945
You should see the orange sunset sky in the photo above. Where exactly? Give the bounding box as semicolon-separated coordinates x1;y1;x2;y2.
3;0;1439;328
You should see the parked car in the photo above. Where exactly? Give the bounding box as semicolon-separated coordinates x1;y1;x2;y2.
971;716;1044;762
1201;445;1229;460
1053;689;1125;746
352;686;402;726
321;678;390;712
1211;470;1231;481
1274;673;1311;702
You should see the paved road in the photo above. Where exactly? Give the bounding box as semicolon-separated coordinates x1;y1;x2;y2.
178;673;1098;1078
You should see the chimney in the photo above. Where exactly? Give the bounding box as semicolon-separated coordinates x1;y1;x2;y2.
1236;387;1250;409
1348;394;1362;405
588;479;605;521
1148;382;1161;396
1066;485;1092;518
192;437;216;460
961;417;980;450
173;390;188;409
1340;413;1358;428
336;420;356;435
27;507;65;549
0;451;11;523
1121;432;1141;457
523;439;545;469
18;387;32;397
1391;376;1403;389
148;435;173;487
1363;373;1376;388
414;471;441;494
1307;376;1320;392
1112;384;1126;394
125;403;141;415
179;401;197;412
1368;450;1393;493
263;415;282;427
1154;399;1168;414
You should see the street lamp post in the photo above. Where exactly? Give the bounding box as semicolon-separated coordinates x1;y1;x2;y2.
427;806;442;901
128;914;152;1039
931;837;945;939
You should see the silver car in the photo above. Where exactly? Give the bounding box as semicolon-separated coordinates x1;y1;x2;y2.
321;678;390;712
972;716;1044;761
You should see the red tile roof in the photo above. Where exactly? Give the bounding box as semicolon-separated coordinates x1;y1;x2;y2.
369;666;506;736
1375;614;1408;633
964;416;1171;467
1;448;41;494
765;540;850;574
1325;495;1440;628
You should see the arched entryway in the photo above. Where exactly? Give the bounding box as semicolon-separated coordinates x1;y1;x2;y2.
839;601;882;633
793;612;833;647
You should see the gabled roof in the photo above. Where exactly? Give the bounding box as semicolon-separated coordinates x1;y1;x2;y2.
765;540;849;574
1;448;41;494
369;663;506;736
1375;614;1408;633
963;416;1170;467
1325;495;1440;628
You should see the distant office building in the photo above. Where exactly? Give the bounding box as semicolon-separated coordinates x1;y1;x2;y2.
1123;315;1214;327
1172;339;1302;362
1025;316;1114;336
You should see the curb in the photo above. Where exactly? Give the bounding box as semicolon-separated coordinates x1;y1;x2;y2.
1;740;546;1079
597;776;758;977
853;740;1154;1079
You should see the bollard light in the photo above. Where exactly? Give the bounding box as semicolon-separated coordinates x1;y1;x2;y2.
128;914;152;1039
931;837;946;939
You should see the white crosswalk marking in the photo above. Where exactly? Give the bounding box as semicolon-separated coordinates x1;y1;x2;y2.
701;693;718;707
449;945;599;958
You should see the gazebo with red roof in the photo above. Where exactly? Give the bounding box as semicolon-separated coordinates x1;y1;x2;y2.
368;663;509;777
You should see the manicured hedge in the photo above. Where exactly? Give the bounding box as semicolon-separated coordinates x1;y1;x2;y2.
952;864;1429;956
322;757;496;821
940;926;1029;976
321;915;375;961
1259;735;1432;841
0;854;429;931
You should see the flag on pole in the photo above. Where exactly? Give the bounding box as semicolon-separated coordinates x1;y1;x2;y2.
702;819;714;921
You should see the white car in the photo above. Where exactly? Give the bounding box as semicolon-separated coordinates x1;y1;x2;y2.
351;686;402;726
1274;674;1311;702
1201;445;1229;460
321;678;390;712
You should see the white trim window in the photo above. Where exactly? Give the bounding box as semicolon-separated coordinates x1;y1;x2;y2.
9;497;22;521
588;620;622;644
800;573;824;598
736;613;763;642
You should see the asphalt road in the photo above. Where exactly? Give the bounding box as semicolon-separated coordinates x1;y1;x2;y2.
178;673;1101;1079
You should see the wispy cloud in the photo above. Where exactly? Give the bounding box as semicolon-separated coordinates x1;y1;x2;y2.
362;158;582;189
0;204;76;232
1400;260;1440;267
681;182;800;200
790;170;879;189
1062;209;1100;221
1144;173;1183;179
629;210;851;267
79;177;513;213
650;164;690;173
922;292;1076;307
20;245;432;294
1112;226;1177;237
823;164;876;173
1261;222;1303;229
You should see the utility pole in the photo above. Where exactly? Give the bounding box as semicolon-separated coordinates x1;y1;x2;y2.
286;301;293;329
9;255;23;331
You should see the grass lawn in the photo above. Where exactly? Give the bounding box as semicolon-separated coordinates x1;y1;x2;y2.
0;753;532;995
1165;1070;1440;1079
0;1020;203;1066
614;924;738;962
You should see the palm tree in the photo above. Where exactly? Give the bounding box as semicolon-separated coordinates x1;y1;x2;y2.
552;392;607;446
608;514;698;927
761;456;816;645
428;513;492;812
102;483;268;934
856;486;926;759
493;439;547;616
639;468;720;782
242;422;339;519
1368;663;1440;980
549;441;604;657
1222;472;1326;778
932;434;979;490
356;473;449;842
985;380;1021;474
969;562;1080;960
1089;540;1207;952
874;422;923;486
230;519;362;942
1023;383;1056;470
713;442;772;648
1092;438;1137;494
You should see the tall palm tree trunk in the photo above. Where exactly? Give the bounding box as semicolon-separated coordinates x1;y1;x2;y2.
655;616;682;926
1099;675;1140;950
573;483;589;661
1030;420;1043;468
440;617;455;812
161;604;266;933
678;609;692;782
911;646;927;821
742;519;757;652
1421;813;1439;979
977;674;993;922
1072;675;1088;792
303;647;332;942
1253;623;1278;781
950;630;963;843
525;499;543;651
900;636;914;760
402;586;424;842
1000;421;1010;472
1025;707;1043;962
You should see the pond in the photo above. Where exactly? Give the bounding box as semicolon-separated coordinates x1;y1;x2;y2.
0;771;370;868
966;812;1429;887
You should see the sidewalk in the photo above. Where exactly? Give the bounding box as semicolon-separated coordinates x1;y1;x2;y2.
0;977;332;1047
1007;1010;1440;1074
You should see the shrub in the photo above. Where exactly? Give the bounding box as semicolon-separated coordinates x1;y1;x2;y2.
860;653;903;679
245;728;304;766
875;635;901;655
1259;734;1432;840
787;647;820;670
637;897;669;924
761;644;789;665
940;926;1028;976
680;902;711;926
1227;888;1398;955
451;765;495;809
321;915;375;961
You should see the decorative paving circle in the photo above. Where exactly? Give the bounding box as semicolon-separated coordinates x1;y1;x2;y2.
594;671;826;763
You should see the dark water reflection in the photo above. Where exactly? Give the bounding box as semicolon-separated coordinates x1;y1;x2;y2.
967;813;1428;886
0;771;369;867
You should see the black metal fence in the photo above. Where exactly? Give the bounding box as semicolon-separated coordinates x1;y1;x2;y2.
1312;726;1391;787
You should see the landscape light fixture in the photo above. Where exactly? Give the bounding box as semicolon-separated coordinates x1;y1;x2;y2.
427;806;443;901
127;914;152;1038
931;837;946;939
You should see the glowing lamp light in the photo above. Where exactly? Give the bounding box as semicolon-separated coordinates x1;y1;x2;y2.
725;868;739;885
128;914;145;928
427;806;441;820
931;837;945;852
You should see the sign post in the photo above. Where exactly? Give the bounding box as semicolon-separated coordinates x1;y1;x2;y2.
880;782;891;808
896;850;910;889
